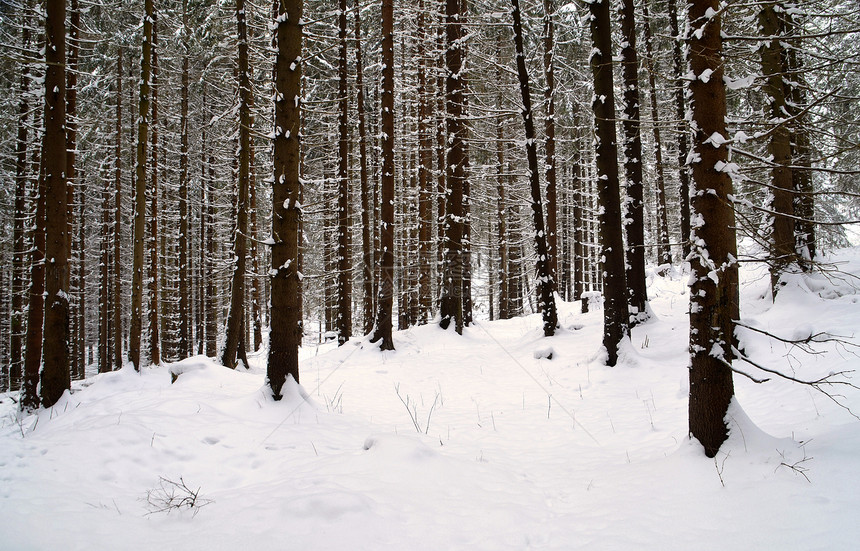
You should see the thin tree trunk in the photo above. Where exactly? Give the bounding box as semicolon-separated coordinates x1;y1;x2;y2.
179;0;191;358
149;19;161;366
249;145;263;352
417;0;434;325
336;0;352;346
588;0;629;366
511;0;557;337
370;0;395;350
668;0;691;259
113;48;123;370
619;0;648;324
355;5;374;335
268;0;303;397
67;0;82;381
129;0;153;372
222;0;252;368
542;0;558;290
22;152;45;411
641;0;672;265
496;112;509;321
687;0;737;458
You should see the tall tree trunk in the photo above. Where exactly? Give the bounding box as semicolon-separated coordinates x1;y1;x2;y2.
542;0;558;290
496;112;509;321
179;0;191;358
759;2;797;293
619;0;648;324
511;0;557;336
22;149;45;411
205;155;218;358
370;0;396;350
113;48;123;370
440;0;466;334
222;0;252;368
336;0;352;346
40;0;70;406
67;0;82;381
641;0;672;265
129;0;153;372
355;5;374;335
249;146;263;351
149;18;161;366
417;0;434;325
268;0;304;397
668;0;691;259
588;0;629;366
11;3;32;392
687;0;737;458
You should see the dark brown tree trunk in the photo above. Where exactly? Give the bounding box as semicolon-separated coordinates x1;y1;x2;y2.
113;48;123;370
222;0;253;368
542;0;558;290
440;0;466;335
668;0;691;259
129;0;153;372
179;0;191;358
149;17;161;366
205;156;218;358
642;0;672;265
572;127;585;312
511;0;557;337
417;0;434;325
336;0;352;346
619;0;648;325
759;3;797;293
355;6;374;335
268;0;303;397
67;0;82;381
40;0;70;406
370;0;396;350
687;0;737;458
11;4;32;392
249;146;263;352
22;153;46;411
496;115;509;321
99;160;111;373
588;0;629;366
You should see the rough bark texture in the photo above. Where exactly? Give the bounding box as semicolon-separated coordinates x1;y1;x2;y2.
512;0;557;337
542;0;558;290
619;0;648;324
370;0;395;350
440;0;466;335
222;0;252;368
687;0;737;458
40;0;70;407
268;0;303;397
759;3;797;293
588;0;629;366
129;0;152;371
336;0;352;346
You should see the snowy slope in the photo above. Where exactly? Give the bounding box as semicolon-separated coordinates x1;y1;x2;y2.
2;249;859;550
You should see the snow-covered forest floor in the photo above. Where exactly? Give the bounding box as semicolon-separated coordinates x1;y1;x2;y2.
2;249;860;550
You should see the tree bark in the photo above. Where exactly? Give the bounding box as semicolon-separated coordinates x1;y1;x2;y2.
354;5;374;335
668;0;692;259
113;48;123;370
336;0;352;346
511;0;557;337
40;0;70;406
370;0;396;350
149;16;161;366
687;0;737;458
268;0;304;397
417;0;434;325
588;0;629;366
179;0;191;358
542;0;558;290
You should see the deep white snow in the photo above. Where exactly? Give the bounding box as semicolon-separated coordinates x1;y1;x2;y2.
2;248;860;550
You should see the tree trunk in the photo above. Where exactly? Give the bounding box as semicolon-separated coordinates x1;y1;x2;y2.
149;17;161;366
668;0;691;259
440;0;466;335
511;0;557;337
588;0;629;366
687;0;737;458
222;0;252;368
354;6;374;335
370;0;396;350
336;0;352;346
113;47;123;370
641;0;672;265
40;0;70;406
67;0;82;381
179;0;191;359
619;0;648;325
417;0;434;325
268;0;303;397
542;0;558;290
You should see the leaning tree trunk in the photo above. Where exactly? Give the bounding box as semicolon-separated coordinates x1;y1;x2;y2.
40;0;70;407
511;0;557;337
588;0;629;366
687;0;737;458
268;0;304;398
129;0;153;372
370;0;396;350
